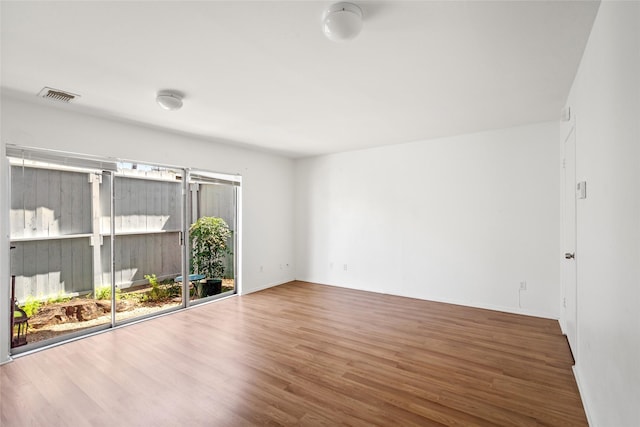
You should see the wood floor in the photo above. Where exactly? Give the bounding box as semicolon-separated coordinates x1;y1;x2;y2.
1;281;587;426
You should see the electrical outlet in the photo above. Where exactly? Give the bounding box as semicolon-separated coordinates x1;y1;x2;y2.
519;281;527;291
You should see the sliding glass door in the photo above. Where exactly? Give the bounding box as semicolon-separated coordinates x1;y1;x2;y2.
7;146;240;354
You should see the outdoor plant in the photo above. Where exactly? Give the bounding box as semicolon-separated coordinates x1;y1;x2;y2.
94;286;121;301
21;296;41;317
143;274;165;302
145;274;159;288
143;274;181;302
189;216;232;280
47;291;72;305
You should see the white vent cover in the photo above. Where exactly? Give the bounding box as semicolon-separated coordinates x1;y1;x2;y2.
37;87;80;103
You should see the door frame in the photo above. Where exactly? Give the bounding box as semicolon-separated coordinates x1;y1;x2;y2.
186;169;242;304
561;113;578;360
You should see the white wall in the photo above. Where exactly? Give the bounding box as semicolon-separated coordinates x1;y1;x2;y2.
0;94;295;363
564;1;640;426
295;122;561;318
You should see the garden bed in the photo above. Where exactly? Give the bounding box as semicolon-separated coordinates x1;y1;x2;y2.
19;279;234;345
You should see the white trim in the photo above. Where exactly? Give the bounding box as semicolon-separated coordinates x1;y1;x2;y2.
6;144;118;172
240;280;293;296
189;170;242;186
235;184;243;296
0;149;10;364
404;294;558;320
573;365;594;426
300;280;559;320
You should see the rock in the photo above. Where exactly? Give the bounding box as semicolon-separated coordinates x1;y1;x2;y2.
74;301;100;321
29;305;69;329
116;300;137;312
95;299;137;313
29;299;105;328
27;297;144;330
95;300;112;313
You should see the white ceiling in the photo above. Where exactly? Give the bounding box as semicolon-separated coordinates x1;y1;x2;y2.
1;1;599;158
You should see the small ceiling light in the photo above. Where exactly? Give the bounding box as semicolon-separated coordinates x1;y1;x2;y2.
323;2;363;42
156;91;183;111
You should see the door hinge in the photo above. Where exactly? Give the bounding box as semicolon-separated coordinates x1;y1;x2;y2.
562;158;566;169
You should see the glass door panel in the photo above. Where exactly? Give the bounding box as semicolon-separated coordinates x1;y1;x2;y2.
112;163;184;323
9;163;111;351
188;176;237;303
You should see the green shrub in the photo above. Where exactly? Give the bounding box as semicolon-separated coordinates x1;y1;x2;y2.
189;217;232;279
142;274;180;302
21;296;41;317
143;274;165;302
47;291;72;305
120;291;142;302
94;286;121;300
144;274;159;287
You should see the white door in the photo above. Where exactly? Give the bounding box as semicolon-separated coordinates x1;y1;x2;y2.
562;116;578;359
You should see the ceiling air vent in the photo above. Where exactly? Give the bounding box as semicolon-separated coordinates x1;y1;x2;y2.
37;87;80;103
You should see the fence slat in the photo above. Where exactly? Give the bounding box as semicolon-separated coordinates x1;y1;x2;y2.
23;167;37;237
48;239;62;296
48;170;61;236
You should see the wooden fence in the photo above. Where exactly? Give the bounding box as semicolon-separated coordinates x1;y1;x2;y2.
10;166;235;302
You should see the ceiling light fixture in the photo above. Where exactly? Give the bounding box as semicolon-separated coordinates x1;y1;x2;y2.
323;2;363;42
156;91;183;111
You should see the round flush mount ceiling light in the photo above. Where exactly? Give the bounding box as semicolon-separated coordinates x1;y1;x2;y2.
323;2;363;42
156;91;183;111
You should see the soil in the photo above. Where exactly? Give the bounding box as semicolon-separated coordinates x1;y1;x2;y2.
21;279;234;345
25;300;182;343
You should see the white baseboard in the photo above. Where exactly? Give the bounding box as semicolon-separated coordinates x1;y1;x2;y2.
393;293;557;320
573;365;594;426
299;279;558;320
447;298;558;320
240;279;293;295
